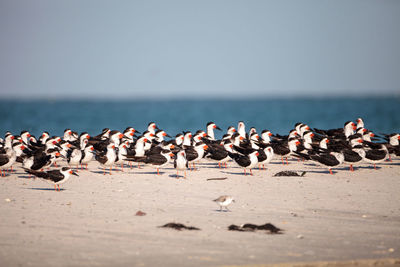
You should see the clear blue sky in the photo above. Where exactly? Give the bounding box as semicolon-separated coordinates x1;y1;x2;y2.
0;0;399;99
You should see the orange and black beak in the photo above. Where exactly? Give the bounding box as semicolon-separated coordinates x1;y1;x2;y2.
69;170;79;176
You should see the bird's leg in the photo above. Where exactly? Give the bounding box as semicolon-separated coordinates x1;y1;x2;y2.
263;164;266;170
218;162;221;168
329;168;333;175
224;162;227;168
286;157;288;165
244;169;246;176
57;185;60;191
388;154;392;162
86;164;88;170
54;162;57;167
54;184;57;191
110;166;112;175
250;168;253;176
121;163;124;172
184;170;187;179
258;164;261;170
11;166;13;172
157;168;160;175
350;164;354;172
281;157;284;165
176;170;179;178
137;163;141;169
193;162;196;170
374;164;376;170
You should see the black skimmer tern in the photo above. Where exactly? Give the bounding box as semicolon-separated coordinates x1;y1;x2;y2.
20;131;31;145
115;143;128;171
95;143;117;175
124;136;150;168
362;142;389;170
24;167;78;191
237;121;246;138
80;145;95;170
185;142;208;170
0;144;25;176
228;150;259;176
206;122;222;141
356;118;365;129
39;132;50;145
226;126;236;138
174;150;188;178
67;146;83;171
257;146;274;170
296;150;344;175
134;149;174;175
205;141;233;168
22;149;60;175
271;138;301;165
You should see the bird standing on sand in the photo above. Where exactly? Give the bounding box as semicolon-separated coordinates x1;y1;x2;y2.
213;195;235;211
228;150;259;176
174;150;188;178
24;167;78;191
95;143;117;175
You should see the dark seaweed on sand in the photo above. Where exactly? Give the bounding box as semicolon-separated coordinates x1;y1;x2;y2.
228;223;283;234
159;223;200;231
274;171;306;177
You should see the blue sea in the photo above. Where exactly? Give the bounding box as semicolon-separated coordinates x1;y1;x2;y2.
1;97;399;139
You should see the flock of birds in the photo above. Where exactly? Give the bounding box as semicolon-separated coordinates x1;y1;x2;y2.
0;118;399;192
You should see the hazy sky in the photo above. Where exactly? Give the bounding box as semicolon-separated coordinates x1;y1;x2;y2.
0;0;399;99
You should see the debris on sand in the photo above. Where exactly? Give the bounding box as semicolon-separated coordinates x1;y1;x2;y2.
206;177;228;181
159;223;200;231
274;171;306;177
228;223;283;234
135;210;146;216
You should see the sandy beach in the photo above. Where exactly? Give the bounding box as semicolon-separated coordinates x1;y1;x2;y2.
1;157;399;267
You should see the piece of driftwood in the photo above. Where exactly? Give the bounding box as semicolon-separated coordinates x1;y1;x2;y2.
159;223;200;231
228;223;283;234
206;177;228;181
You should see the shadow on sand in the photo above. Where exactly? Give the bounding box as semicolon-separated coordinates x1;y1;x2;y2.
28;187;66;191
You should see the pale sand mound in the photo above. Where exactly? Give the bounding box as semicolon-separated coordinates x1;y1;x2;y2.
0;158;399;267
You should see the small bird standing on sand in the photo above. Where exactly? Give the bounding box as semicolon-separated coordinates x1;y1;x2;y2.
213;195;235;211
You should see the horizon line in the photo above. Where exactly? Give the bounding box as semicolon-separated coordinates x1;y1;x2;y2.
1;94;399;102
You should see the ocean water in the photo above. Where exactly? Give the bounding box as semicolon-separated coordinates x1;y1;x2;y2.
0;97;399;139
